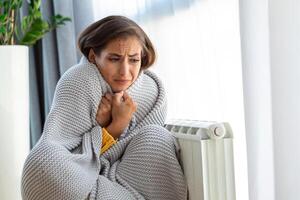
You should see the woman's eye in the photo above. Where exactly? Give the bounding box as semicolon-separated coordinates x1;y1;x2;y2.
130;59;140;63
108;58;120;62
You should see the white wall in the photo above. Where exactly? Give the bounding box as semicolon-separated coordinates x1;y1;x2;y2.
269;0;300;199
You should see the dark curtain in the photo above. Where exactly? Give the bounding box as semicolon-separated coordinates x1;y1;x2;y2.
20;0;95;148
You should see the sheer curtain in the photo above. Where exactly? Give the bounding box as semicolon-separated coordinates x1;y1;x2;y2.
240;0;300;199
239;1;275;199
93;0;248;199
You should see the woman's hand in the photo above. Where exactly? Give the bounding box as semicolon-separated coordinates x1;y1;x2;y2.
96;93;113;127
106;91;137;139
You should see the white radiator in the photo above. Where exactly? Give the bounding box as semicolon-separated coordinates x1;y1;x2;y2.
165;119;236;200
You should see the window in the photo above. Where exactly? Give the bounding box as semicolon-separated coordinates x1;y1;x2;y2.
93;1;248;199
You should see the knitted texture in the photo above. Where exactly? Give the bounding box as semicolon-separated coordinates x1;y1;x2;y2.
21;58;188;200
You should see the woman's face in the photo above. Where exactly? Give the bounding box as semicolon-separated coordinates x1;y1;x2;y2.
90;36;142;93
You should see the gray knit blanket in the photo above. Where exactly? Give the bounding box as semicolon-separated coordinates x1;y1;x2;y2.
21;58;187;200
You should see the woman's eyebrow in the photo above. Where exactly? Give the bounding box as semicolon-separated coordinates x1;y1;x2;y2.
108;53;122;57
108;53;140;57
128;53;139;57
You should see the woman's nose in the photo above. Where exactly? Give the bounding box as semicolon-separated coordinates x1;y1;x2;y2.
119;60;130;76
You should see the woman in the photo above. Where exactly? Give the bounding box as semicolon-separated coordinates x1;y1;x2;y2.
21;15;187;200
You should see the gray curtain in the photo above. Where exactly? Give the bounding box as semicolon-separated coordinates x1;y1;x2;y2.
21;0;94;148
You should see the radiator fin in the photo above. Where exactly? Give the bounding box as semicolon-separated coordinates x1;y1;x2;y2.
165;119;236;200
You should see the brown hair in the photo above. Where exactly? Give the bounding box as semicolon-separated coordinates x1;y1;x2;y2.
77;15;156;69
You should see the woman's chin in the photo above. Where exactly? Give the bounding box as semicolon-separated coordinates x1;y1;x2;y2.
111;86;128;93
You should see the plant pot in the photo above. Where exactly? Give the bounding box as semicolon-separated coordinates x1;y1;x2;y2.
0;45;30;200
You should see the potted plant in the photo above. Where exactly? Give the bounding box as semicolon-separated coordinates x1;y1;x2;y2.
0;0;70;199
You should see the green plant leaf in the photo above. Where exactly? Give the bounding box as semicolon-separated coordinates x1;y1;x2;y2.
2;1;9;10
20;18;49;45
33;0;41;11
50;15;71;28
1;0;70;45
0;26;6;34
11;0;22;10
0;14;8;23
17;0;23;8
21;16;32;33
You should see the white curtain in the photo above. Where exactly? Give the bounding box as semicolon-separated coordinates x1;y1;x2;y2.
240;0;300;200
239;1;275;200
92;1;248;199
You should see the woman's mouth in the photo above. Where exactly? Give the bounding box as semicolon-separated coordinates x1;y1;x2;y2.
114;79;130;85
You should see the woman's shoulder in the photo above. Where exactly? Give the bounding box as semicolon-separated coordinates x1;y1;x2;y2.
60;61;97;83
143;70;164;89
55;59;100;97
57;56;100;89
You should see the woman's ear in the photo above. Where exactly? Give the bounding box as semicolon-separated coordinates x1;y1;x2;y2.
88;49;96;64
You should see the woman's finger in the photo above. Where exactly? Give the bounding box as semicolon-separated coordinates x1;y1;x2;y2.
105;93;113;102
123;91;129;99
113;91;124;104
102;96;110;105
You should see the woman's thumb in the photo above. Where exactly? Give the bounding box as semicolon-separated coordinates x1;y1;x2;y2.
113;91;124;104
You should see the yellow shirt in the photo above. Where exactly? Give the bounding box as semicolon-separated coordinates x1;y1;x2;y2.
101;128;117;154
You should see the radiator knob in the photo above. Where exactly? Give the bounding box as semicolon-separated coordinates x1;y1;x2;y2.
209;124;226;139
214;127;224;136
